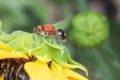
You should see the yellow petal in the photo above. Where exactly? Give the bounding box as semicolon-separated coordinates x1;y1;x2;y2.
63;68;88;80
0;75;3;80
50;64;68;80
0;50;28;59
24;60;55;80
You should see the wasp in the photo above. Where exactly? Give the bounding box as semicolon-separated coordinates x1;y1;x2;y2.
33;24;66;43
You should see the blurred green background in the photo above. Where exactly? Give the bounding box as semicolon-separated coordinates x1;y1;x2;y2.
0;0;120;80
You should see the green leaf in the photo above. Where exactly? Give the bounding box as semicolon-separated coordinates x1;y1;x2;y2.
64;49;88;76
0;30;88;77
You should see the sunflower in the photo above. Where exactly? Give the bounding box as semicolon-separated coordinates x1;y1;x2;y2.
0;30;88;80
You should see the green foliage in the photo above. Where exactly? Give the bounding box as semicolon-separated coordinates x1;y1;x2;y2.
52;0;73;4
0;30;88;76
0;0;50;33
0;21;1;31
0;0;120;80
76;42;120;80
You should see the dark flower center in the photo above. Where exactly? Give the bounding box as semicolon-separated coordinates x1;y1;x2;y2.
0;56;37;80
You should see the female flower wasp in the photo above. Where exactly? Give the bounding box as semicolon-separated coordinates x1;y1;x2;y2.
33;24;66;43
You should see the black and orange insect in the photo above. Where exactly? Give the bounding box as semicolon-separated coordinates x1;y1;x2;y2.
33;24;66;43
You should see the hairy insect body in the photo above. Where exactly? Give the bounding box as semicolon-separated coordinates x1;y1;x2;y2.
33;24;66;43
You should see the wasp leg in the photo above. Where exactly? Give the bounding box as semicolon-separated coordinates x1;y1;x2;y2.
33;27;37;40
51;37;54;44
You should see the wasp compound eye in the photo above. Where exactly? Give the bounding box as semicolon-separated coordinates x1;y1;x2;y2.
56;29;66;42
